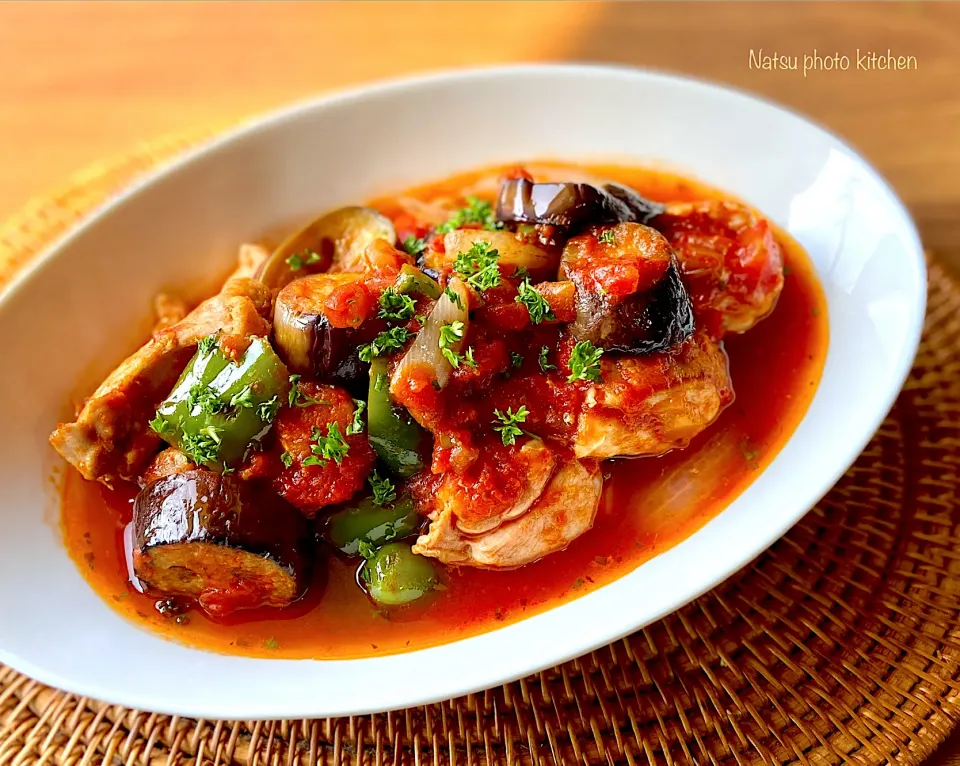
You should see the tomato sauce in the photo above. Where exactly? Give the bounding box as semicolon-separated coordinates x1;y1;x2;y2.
60;163;828;659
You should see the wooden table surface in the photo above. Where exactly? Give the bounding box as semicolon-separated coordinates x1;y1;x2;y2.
1;1;959;762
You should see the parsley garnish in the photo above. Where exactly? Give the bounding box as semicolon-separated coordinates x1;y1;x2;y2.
374;373;388;393
302;422;349;467
513;266;530;280
452;241;501;292
435;196;503;235
229;385;255;410
187;383;226;415
287;374;324;408
262;637;279;651
369;470;397;506
567;340;604;383
439;321;466;367
402;236;427;257
358;327;414;363
464;346;478;370
515;279;556;324
285;250;322;271
197;334;218;356
598;229;616;245
256;395;280;423
444;286;465;311
510;351;524;369
357;540;376;561
280;451;294;468
539;346;557;372
149;413;172;435
378;288;416;321
180;426;222;465
346;399;366;435
493;406;529;447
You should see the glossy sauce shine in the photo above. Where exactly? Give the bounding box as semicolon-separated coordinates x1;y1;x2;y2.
61;163;829;658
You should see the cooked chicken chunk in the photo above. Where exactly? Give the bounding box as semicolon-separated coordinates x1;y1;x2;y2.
574;331;733;459
433;438;557;536
414;459;601;569
50;278;271;484
654;201;784;336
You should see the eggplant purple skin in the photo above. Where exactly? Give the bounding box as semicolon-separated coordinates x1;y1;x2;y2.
306;315;369;388
496;179;666;231
134;470;313;595
596;262;695;354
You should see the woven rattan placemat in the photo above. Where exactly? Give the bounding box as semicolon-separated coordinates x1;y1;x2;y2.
1;137;959;766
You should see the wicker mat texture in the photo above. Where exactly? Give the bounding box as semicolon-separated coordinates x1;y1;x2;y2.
1;135;959;766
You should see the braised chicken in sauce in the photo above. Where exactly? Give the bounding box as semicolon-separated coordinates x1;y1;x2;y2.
55;163;827;658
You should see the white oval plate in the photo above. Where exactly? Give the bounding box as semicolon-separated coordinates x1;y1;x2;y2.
0;65;925;719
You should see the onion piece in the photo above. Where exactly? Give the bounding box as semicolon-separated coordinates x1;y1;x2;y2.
391;277;469;391
427;230;560;282
256;206;396;291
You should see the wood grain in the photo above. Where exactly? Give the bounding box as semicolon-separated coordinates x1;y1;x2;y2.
1;2;959;761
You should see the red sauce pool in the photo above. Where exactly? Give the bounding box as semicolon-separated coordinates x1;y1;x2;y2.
60;163;829;658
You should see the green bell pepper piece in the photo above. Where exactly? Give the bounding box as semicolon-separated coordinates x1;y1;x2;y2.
327;494;420;555
367;357;425;477
151;335;290;470
361;542;439;606
395;264;442;299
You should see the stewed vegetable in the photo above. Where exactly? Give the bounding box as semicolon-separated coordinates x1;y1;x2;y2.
326;493;421;555
360;543;440;606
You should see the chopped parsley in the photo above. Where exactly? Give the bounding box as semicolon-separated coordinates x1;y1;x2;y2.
229;385;255;410
493;406;529;447
187;384;226;415
538;346;557;372
438;321;466;367
369;470;397;506
285;250;322;271
262;637;279;651
357;540;376;561
287;374;325;408
513;266;530;280
463;346;478;370
567;340;604;383
302;422;350;467
510;351;524;369
256;395;280;423
597;229;616;245
435;196;503;235
346;399;366;435
196;334;218;356
358;327;414;363
378;287;416;321
280;451;294;468
180;426;222;465
444;286;465;311
515;279;556;324
452;241;501;292
148;413;172;435
402;236;427;257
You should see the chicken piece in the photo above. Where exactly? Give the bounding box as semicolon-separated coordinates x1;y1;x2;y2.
653;201;784;337
433;438;557;535
231;243;270;280
574;331;734;459
270;382;376;517
152;293;188;333
414;459;602;569
49;281;271;484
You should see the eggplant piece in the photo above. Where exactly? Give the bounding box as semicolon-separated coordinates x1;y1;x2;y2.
273;273;372;383
256;206;396;291
496;178;665;231
563;223;694;354
574;261;694;354
133;470;312;617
